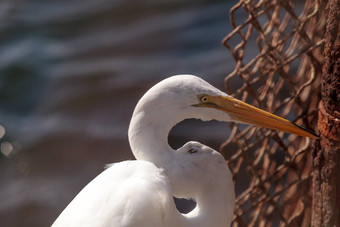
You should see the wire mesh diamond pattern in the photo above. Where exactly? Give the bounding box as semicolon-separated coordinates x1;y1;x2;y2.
220;0;326;226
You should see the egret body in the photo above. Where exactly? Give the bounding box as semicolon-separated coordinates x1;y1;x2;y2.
52;75;317;227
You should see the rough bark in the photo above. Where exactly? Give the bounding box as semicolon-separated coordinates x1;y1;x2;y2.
312;0;340;226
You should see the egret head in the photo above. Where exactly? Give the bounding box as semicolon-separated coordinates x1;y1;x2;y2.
171;141;234;197
134;74;318;139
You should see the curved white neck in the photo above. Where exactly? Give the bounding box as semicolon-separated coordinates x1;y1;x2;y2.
128;109;176;165
128;107;234;227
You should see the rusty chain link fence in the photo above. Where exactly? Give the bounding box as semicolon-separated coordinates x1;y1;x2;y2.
220;0;326;226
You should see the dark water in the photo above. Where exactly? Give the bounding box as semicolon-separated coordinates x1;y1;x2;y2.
0;0;237;226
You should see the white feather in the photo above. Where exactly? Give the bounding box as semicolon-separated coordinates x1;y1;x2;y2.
52;75;235;227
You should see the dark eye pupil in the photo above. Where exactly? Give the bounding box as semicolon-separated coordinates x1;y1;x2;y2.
202;97;208;102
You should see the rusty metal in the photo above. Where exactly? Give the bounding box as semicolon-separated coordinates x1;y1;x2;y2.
312;0;340;226
221;0;326;226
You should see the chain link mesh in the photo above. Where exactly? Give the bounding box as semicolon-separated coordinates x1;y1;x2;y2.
220;0;326;226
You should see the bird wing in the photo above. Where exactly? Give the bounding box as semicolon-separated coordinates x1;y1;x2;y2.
52;160;181;227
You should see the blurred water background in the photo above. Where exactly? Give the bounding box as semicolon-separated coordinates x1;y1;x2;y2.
0;0;239;226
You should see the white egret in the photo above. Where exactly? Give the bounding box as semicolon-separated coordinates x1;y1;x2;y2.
52;75;318;227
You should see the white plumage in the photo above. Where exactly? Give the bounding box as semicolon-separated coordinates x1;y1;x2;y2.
53;75;317;227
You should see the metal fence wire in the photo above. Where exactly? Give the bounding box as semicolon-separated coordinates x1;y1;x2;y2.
220;0;326;226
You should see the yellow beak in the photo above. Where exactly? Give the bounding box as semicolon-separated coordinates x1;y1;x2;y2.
206;96;319;139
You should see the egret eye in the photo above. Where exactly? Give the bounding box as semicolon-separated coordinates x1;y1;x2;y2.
200;95;209;103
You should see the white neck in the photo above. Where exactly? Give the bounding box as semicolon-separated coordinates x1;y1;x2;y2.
128;108;175;164
183;194;234;227
128;106;234;226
